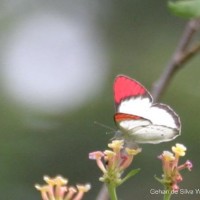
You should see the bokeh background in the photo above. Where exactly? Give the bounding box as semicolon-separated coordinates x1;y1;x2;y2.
0;0;199;199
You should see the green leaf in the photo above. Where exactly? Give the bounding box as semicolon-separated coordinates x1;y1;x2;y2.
154;175;164;184
119;168;140;186
154;175;171;185
168;0;200;19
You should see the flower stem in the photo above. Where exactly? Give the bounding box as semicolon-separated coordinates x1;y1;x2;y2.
163;188;172;200
106;183;118;200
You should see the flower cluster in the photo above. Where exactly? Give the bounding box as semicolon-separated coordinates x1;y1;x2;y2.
89;140;141;186
158;143;192;191
35;175;91;200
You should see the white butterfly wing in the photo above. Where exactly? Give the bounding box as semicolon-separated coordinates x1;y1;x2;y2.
117;96;152;117
128;124;179;144
114;75;181;144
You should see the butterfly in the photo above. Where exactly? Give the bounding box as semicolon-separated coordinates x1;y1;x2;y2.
113;75;181;144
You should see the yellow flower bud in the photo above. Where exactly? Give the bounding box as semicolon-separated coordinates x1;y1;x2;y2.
44;175;68;186
108;140;124;152
162;151;175;161
76;184;91;193
125;147;142;156
172;143;187;157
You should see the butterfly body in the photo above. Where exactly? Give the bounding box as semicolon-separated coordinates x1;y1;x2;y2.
113;75;181;144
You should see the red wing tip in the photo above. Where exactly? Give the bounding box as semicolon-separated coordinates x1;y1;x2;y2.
114;74;152;105
114;74;135;82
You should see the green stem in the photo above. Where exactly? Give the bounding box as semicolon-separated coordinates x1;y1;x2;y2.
163;188;172;200
106;183;118;200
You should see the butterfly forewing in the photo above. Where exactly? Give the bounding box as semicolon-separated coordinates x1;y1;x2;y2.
113;75;181;144
114;75;152;110
147;103;181;129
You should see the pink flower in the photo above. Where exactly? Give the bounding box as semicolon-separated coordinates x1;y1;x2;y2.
35;175;91;200
158;144;193;192
89;140;141;185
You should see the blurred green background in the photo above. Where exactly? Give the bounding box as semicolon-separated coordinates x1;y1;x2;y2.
0;0;199;199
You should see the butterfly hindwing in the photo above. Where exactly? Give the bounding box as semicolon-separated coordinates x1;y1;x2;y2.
114;113;151;131
127;124;179;144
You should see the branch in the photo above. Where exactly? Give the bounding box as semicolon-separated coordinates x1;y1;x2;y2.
151;19;200;101
96;184;109;200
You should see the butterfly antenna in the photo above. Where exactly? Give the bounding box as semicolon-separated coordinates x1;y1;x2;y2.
94;121;116;134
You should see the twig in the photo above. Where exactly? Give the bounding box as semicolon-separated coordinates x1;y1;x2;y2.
152;19;200;101
96;184;109;200
178;42;200;66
